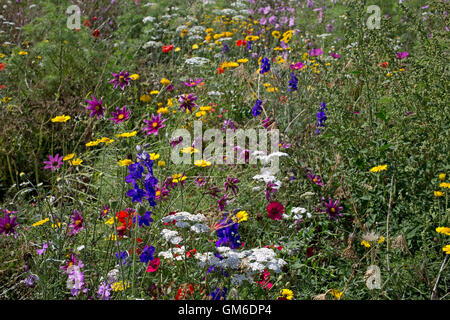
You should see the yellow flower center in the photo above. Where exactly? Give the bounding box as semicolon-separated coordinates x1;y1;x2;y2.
152;122;158;128
118;114;124;120
75;220;82;226
331;208;335;213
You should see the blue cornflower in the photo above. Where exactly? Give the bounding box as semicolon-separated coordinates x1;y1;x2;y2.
316;102;328;134
259;57;270;74
252;99;263;116
288;73;298;91
133;211;154;227
209;287;227;300
140;245;156;264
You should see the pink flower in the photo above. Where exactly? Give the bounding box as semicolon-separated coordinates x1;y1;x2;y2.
267;201;285;220
146;258;160;272
142;113;166;136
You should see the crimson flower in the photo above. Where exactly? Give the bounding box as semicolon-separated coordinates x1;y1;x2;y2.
162;45;174;53
267;201;284;220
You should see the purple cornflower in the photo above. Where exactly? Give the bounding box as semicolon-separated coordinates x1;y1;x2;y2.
397;51;409;59
259;57;271;74
218;193;230;211
252;99;263;116
265;181;279;201
109;70;132;90
179;93;198;113
330;52;340;59
68;210;84;236
262;117;274;129
109;106;130;124
0;212;18;236
85;95;105;119
222;119;237;131
307;171;324;186
322;197;343;221
183;78;203;87
43;154;63;171
308;48;323;56
288;73;298;91
142;113;166;136
224;176;240;196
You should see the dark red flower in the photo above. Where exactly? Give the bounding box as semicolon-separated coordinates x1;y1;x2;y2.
162;45;174;53
92;29;100;37
267;201;285;220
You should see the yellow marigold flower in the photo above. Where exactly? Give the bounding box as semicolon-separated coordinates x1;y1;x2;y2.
245;35;259;41
194;159;212;167
51;222;61;228
237;58;248;63
281;30;293;43
118;159;134;167
112;281;130;292
115;131;137;138
200;106;212;111
276;56;285;64
0;53;5;58
232;210;248;223
440;182;450;188
273;46;283;51
175;47;181;52
206;28;214;33
32;218;49;227
192;44;199;50
172;173;187;183
329;289;344;299
51;115;71;122
196;111;207;117
140;94;151;103
71;158;83;166
439;173;446;181
436;227;450;236
434;191;444;197
443;245;450;254
280;289;294;300
160;78;171;85
150;90;159;95
224;31;233;37
149;153;160;161
157;107;169;114
63;153;75;161
266;87;279;93
98;137;114;145
18;51;28;55
105;217;115;225
86;140;100;147
377;236;385;244
181;147;200;154
272;31;281;39
361;240;371;248
370;164;388;173
158;160;166;167
130;74;139;80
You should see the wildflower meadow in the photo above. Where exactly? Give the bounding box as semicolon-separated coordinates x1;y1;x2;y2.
0;0;449;304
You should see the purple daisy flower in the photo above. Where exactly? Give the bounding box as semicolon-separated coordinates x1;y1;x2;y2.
43;154;63;171
109;70;132;90
265;181;279;201
179;93;198;113
85;95;105;119
218;193;230;211
68;210;84;236
109;106;130;124
222;119;237;131
0;212;18;236
142;113;166;136
262;117;274;129
307;171;324;186
183;78;203;87
322;197;343;221
396;51;409;59
224;176;240;196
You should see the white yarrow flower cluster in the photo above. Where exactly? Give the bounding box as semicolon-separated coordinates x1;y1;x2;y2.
162;212;210;233
161;229;183;245
158;246;186;261
185;57;211;65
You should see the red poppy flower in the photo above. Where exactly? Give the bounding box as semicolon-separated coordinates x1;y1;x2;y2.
93;16;98;21
162;45;174;53
146;258;160;272
267;201;285;220
92;29;100;37
380;62;388;68
279;96;287;103
236;39;247;46
217;67;224;74
186;249;197;258
0;85;6;90
0;63;6;71
83;19;91;27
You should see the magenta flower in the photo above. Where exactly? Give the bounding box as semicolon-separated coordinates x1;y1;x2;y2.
290;62;305;70
262;117;274;129
43;154;63;171
267;201;285;220
143;113;166;136
224;176;240;196
183;78;203;87
321;197;343;221
85;95;105;119
308;48;323;56
169;136;183;148
0;212;18;236
179;93;198;113
265;181;279;201
307;171;324;187
397;51;409;59
68;210;84;236
146;258;160;273
330;52;340;59
218;193;230;211
109;106;130;124
109;70;132;90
